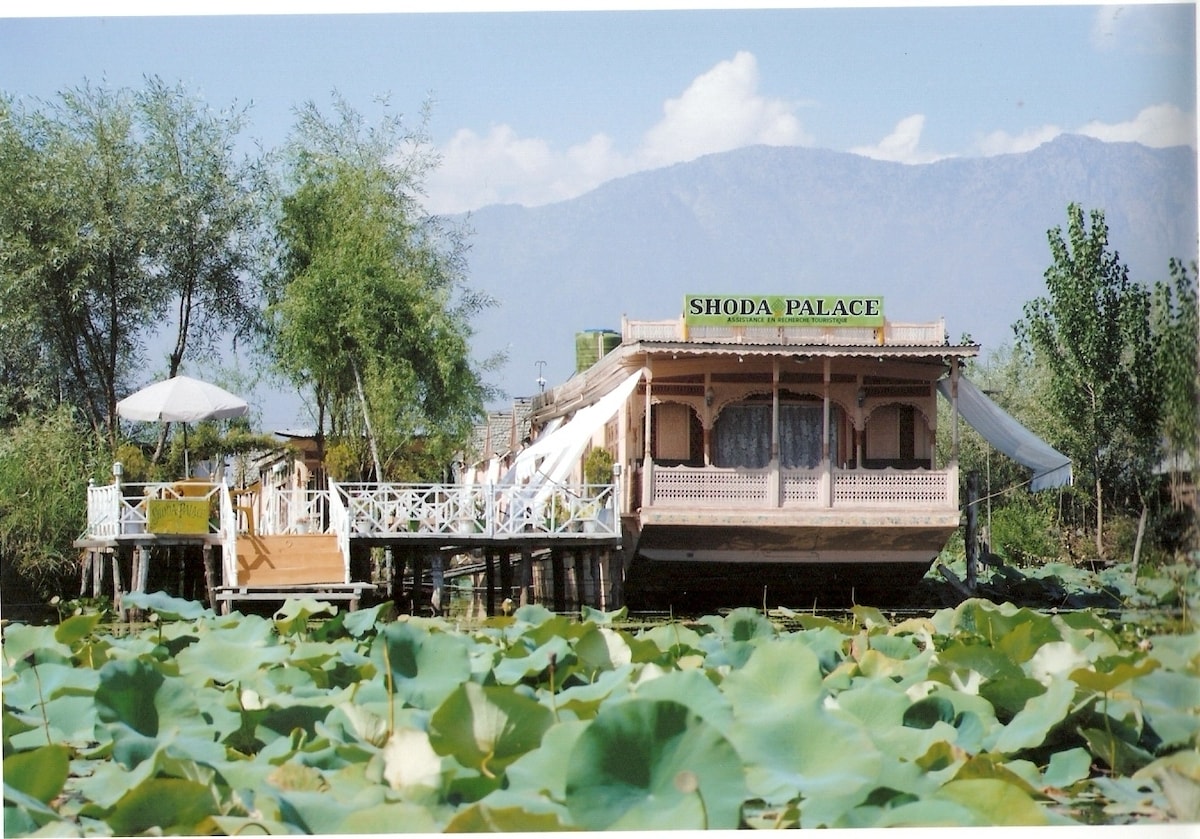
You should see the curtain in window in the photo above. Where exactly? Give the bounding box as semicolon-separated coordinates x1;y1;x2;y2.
713;404;771;468
779;404;827;468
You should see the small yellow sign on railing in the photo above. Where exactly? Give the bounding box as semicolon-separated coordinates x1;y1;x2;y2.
147;499;211;534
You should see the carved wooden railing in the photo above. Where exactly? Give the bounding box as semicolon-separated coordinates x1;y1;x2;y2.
650;465;956;509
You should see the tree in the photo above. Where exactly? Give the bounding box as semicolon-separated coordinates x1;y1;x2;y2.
270;95;495;480
1015;203;1159;557
0;85;160;443
0;80;268;455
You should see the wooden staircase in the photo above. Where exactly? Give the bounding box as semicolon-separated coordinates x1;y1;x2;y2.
237;534;344;586
214;534;374;615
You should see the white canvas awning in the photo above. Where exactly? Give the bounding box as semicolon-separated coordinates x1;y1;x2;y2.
503;369;643;493
938;375;1072;491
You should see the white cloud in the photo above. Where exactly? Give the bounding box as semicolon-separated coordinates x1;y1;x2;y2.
975;123;1066;157
848;114;948;164
636;51;811;170
425;51;810;214
1078;103;1197;148
973;103;1196;157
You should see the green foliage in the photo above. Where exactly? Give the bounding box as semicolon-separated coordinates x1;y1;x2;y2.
269;94;496;481
583;446;615;485
0;406;105;599
1015;204;1160;554
0;81;265;446
3;589;1198;832
990;491;1059;564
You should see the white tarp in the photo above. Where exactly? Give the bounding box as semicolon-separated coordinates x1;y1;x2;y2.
502;370;644;496
937;375;1072;491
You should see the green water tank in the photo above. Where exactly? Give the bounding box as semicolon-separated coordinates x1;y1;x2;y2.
575;329;621;373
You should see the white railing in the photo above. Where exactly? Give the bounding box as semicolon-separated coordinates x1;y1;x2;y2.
330;482;620;540
623;317;946;347
651;465;956;510
328;479;350;577
260;487;330;535
218;483;238;587
82;481;224;538
86;482;122;538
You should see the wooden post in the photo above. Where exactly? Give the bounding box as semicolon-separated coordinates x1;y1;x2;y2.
607;547;625;609
410;553;424;615
112;551;124;620
519;546;533;608
484;550;496;616
430;552;444;616
551;547;566;613
499;552;513;604
965;470;979;592
573;549;587;608
589;548;601;609
202;544;217;609
398;547;412;614
92;550;103;597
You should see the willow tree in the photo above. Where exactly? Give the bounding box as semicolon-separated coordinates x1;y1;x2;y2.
0;80;266;450
270;96;493;480
1015;203;1159;557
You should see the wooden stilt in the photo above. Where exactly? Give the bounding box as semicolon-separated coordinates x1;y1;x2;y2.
111;552;124;618
499;552;513;606
573;549;587;609
519;546;533;608
92;550;103;597
391;548;406;611
589;548;601;609
965;470;979;593
202;545;217;609
551;548;565;613
430;553;444;616
411;553;424;615
484;550;496;616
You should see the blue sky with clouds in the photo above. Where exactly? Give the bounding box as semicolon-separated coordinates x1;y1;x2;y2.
3;3;1196;428
3;4;1195;216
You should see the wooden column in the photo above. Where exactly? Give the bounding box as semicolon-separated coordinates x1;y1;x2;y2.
430;553;444;616
823;358;833;507
965;470;979;592
642;364;654;508
499;552;513;605
202;544;217;609
484;550;496;616
589;547;601;609
519;546;533;607
391;548;407;611
551;547;566;612
573;549;587;608
410;553;424;615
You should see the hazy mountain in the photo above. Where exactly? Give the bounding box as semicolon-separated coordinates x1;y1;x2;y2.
459;135;1197;405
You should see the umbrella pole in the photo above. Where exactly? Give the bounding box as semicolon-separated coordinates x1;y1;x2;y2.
183;423;189;477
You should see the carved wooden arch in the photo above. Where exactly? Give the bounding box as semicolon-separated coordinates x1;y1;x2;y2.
863;399;935;432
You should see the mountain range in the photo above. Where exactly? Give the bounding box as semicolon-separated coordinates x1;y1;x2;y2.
457;135;1198;407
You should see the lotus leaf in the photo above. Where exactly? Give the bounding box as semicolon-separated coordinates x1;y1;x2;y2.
100;776;221;835
373;621;472;710
564;698;745;830
1042;746;1093;789
443;789;574;832
503;719;588;799
122;590;212;622
989;676;1077;754
429;681;553;781
2;745;68;804
933;777;1048;825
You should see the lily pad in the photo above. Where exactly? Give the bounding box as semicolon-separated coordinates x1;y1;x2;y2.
564;698;746;830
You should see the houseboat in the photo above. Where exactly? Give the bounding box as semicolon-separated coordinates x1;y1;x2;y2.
519;294;1057;610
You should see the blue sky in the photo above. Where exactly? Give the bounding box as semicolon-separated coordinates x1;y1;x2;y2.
2;3;1196;429
3;3;1196;215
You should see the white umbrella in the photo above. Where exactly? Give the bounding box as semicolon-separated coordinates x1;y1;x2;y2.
117;375;249;475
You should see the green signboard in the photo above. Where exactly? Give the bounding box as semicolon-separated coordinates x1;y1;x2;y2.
684;295;884;327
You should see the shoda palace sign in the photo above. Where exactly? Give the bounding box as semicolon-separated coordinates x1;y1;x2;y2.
684;295;884;327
